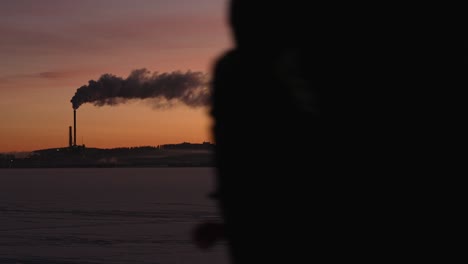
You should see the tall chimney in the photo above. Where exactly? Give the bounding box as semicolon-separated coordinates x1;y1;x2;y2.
73;109;77;146
69;126;72;147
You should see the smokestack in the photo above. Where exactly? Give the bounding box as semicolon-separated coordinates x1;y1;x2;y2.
73;109;76;146
69;126;72;147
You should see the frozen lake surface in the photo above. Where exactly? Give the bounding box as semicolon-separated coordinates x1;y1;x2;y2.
0;168;228;264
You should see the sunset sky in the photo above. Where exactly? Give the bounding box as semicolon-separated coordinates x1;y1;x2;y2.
0;0;231;152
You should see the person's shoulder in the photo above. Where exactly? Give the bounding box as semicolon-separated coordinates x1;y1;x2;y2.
212;49;245;87
213;49;240;71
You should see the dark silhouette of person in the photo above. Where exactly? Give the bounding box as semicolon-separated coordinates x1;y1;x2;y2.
194;1;438;263
193;2;321;262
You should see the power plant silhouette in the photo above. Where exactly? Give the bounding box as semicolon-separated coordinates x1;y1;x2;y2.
1;105;216;168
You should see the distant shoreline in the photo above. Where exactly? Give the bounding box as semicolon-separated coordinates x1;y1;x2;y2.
1;166;216;169
1;143;215;169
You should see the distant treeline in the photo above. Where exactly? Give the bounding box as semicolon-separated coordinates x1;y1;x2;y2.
105;146;160;151
80;142;214;152
160;142;214;150
1;142;215;168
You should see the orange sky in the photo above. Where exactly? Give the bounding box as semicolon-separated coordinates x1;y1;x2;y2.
0;0;232;152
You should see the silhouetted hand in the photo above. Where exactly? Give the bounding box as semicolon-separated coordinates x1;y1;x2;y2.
192;222;225;250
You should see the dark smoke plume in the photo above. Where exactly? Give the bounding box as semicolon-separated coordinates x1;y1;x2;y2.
71;69;209;109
